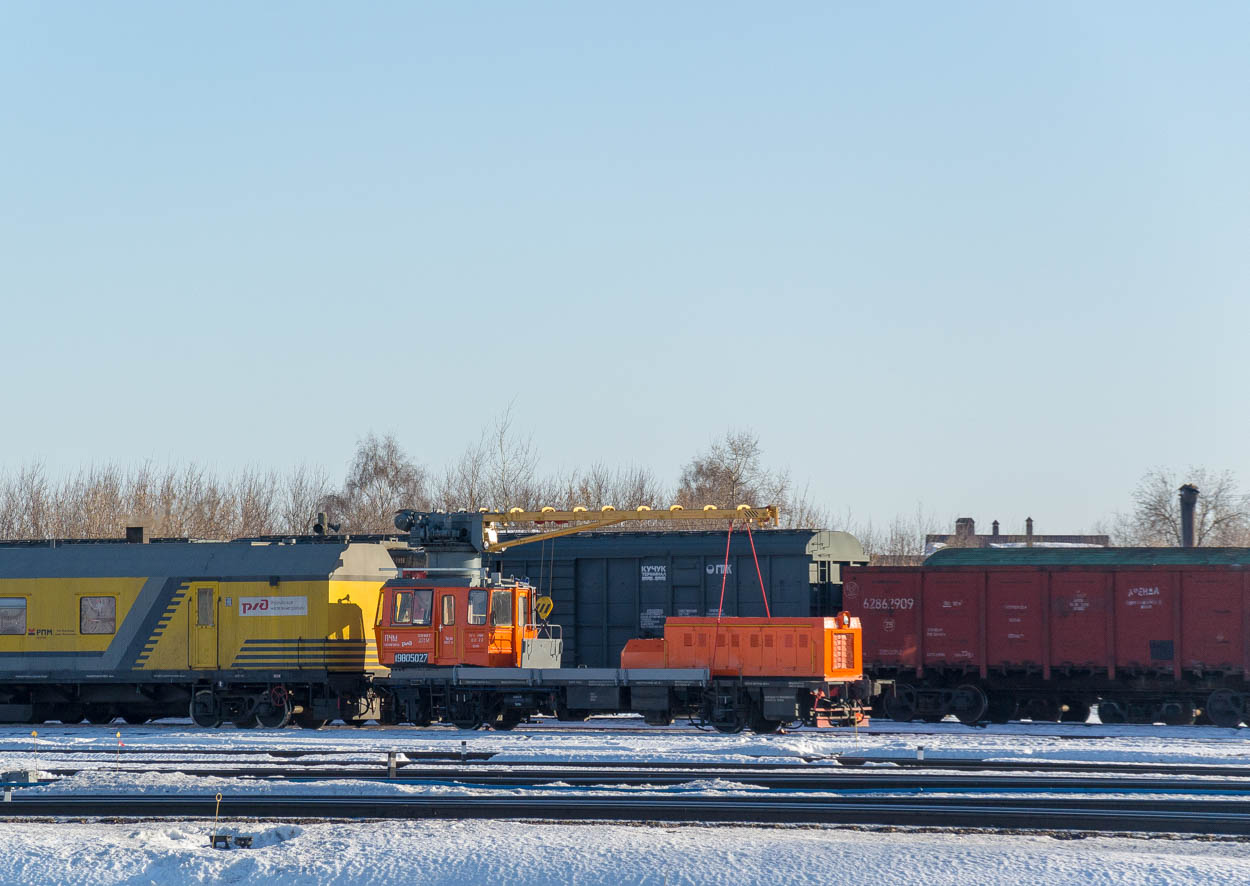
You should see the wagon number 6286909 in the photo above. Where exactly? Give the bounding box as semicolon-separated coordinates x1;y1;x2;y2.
862;598;914;610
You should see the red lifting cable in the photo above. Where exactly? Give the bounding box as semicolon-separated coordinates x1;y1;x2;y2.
745;522;771;618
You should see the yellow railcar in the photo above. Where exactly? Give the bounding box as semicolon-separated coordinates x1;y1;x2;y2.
0;540;396;727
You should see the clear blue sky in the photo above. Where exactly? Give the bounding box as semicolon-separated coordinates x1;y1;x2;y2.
3;2;1247;533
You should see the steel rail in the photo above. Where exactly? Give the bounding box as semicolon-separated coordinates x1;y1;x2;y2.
4;793;1250;835
10;748;1250;779
30;765;1250;794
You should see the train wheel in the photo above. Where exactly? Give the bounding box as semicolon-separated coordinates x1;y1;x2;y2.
1021;699;1060;722
555;703;589;722
293;711;329;729
1205;689;1245;728
410;706;433;728
704;690;746;734
985;694;1016;724
189;691;222;729
85;704;115;725
1161;700;1195;726
749;715;782;734
256;702;291;729
643;712;675;727
1060;701;1091;723
1097;699;1127;725
119;708;150;726
54;705;85;725
884;684;918;723
950;685;988;726
493;711;524;731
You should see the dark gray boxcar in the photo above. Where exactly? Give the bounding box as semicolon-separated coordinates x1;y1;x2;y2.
489;530;866;668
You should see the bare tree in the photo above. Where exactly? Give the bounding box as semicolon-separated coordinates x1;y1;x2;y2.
674;430;825;528
279;464;333;535
783;483;831;531
234;468;282;537
552;463;669;513
435;438;489;512
435;407;553;513
676;430;779;509
484;406;546;510
327;433;430;533
1108;467;1250;546
843;504;947;565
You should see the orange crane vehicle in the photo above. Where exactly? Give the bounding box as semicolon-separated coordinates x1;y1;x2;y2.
372;506;872;732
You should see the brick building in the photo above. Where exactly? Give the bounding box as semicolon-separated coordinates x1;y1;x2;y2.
924;517;1108;558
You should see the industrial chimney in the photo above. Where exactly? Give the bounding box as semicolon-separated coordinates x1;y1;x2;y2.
1179;484;1199;548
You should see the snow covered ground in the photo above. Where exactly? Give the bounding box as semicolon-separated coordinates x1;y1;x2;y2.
0;820;1246;885
1;717;1248;884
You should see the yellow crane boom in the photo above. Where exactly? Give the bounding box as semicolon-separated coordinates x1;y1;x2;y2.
480;505;779;552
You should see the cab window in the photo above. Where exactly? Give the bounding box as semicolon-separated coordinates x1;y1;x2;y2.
412;589;433;626
0;599;26;635
441;595;455;626
490;590;513;626
196;588;214;627
81;596;116;634
468;589;488;626
393;591;413;624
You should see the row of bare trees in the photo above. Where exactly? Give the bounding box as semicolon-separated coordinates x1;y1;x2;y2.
0;420;831;540
0;462;335;540
3;422;1246;555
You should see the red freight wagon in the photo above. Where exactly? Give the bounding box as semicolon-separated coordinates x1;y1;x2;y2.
843;547;1250;727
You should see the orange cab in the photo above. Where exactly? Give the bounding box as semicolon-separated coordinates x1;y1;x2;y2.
375;574;548;669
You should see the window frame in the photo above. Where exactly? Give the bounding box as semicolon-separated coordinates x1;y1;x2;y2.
440;594;455;627
467;589;488;626
80;596;117;635
490;590;513;627
412;589;433;626
393;590;414;625
196;587;214;627
0;598;26;636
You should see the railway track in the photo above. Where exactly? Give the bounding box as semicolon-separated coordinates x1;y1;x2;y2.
4;792;1250;835
5;717;1244;739
27;763;1250;793
8;745;1250;779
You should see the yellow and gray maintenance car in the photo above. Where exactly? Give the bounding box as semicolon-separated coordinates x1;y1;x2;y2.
0;539;396;727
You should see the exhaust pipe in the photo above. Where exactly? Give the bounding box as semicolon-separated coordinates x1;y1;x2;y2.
1179;484;1199;548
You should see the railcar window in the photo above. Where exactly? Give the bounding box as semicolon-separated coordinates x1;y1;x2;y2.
468;589;488;625
413;589;433;626
0;599;25;635
441;595;455;626
394;591;413;624
491;591;512;626
196;588;214;627
80;596;116;634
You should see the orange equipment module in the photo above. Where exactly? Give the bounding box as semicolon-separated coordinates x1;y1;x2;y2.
620;613;863;681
